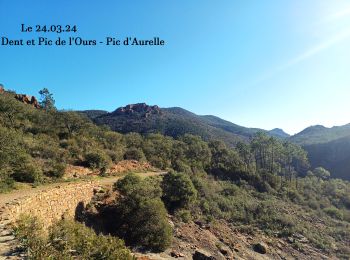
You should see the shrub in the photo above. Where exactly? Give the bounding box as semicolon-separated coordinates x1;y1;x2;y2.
287;189;303;204
172;160;192;174
124;198;172;251
146;155;167;169
113;173;143;195
14;215;49;259
15;215;133;260
112;174;172;251
124;147;146;161
11;157;43;183
44;162;66;179
308;199;319;210
49;219;133;259
324;207;343;220
106;149;124;163
161;171;197;210
0;176;15;193
85;151;111;170
174;209;192;223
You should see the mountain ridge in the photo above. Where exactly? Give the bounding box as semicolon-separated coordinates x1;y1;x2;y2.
81;103;350;180
82;103;290;147
290;124;350;145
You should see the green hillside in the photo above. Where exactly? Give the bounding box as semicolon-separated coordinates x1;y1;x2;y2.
290;124;350;145
87;103;289;147
1;88;350;258
289;124;350;180
303;135;350;180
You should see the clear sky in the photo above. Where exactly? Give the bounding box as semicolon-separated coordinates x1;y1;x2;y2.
0;0;350;134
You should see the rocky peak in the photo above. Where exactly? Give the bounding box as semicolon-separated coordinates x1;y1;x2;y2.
268;128;290;138
112;103;162;118
298;125;327;135
0;85;40;108
14;94;41;108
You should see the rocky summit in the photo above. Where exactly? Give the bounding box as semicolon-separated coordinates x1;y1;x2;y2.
111;103;162;118
0;86;40;109
14;94;40;109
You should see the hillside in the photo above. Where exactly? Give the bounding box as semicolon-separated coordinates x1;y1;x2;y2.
290;124;350;145
269;128;290;138
303;135;350;180
79;109;108;119
1;88;350;259
86;103;289;146
289;124;350;180
84;103;350;180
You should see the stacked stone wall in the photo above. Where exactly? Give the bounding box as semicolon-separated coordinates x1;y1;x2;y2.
0;181;97;229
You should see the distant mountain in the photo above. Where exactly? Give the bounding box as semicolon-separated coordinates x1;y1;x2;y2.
78;110;108;119
82;103;350;180
290;124;350;145
303;135;350;180
290;124;350;180
82;103;287;146
268;128;290;139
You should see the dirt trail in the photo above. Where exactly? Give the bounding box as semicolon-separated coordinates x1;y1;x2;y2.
0;171;163;209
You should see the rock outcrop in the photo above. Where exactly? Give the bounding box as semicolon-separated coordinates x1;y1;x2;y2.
14;94;40;108
193;250;216;260
112;103;162;118
0;85;40;109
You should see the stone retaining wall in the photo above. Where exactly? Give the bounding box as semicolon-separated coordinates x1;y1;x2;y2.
0;181;98;229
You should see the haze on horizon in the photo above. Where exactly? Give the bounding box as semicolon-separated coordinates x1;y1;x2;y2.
0;0;350;135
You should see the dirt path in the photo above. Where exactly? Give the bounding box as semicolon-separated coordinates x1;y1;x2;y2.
0;171;163;209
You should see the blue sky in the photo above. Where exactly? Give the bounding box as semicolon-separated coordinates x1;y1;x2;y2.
1;0;350;134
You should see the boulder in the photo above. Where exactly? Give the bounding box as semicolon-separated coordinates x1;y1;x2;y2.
31;96;40;108
253;242;268;254
14;93;41;108
192;249;215;260
219;246;229;255
171;251;185;258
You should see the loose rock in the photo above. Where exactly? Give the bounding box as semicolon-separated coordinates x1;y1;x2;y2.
253;242;268;254
193;249;216;260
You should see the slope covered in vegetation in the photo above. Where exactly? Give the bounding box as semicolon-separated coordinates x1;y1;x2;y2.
1;88;350;258
290;124;350;145
289;124;350;180
85;103;289;147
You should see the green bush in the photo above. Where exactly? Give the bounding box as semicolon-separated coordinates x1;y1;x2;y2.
14;215;49;259
15;215;134;260
111;174;172;252
162;171;197;210
308;199;319;210
287;189;303;204
113;173;143;195
0;176;15;193
49;219;133;259
85;151;111;170
174;209;192;223
106;149;124;163
11;157;43;183
44;162;66;178
324;207;343;220
124;147;146;161
125;198;172;251
172;160;192;174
